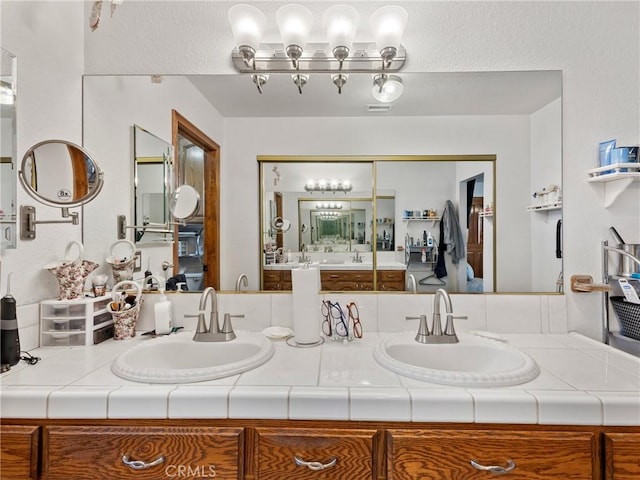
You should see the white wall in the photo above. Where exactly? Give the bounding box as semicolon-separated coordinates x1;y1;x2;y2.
530;98;563;292
1;1;639;342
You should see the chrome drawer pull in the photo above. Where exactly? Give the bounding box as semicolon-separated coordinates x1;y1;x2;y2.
122;455;165;470
294;455;337;471
470;459;516;475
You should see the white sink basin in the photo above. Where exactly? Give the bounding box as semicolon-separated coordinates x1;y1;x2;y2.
111;331;274;383
373;333;539;387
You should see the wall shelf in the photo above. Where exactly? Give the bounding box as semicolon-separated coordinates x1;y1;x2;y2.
402;216;441;222
526;202;562;212
587;163;640;207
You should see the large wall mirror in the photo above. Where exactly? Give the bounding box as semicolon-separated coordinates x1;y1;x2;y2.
83;70;562;293
0;48;17;249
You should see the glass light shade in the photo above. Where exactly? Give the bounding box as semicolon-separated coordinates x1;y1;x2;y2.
276;4;314;50
228;4;266;50
372;75;403;103
369;5;408;52
323;5;360;53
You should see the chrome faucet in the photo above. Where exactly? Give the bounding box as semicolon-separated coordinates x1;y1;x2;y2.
407;288;466;344
299;244;310;263
235;274;248;291
352;249;362;263
188;286;243;342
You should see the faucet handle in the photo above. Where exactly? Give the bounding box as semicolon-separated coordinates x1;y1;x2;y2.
444;315;468;336
185;312;208;334
407;314;431;342
221;313;245;334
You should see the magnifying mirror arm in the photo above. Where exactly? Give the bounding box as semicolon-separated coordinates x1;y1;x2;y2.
20;205;80;240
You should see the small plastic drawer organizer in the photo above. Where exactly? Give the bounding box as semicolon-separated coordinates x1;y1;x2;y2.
40;295;113;346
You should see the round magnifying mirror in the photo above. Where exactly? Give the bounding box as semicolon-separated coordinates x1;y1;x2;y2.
271;216;291;232
170;184;200;221
18;140;104;207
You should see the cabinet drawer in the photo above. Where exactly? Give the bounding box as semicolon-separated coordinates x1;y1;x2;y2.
0;425;39;480
605;433;640;479
377;270;405;282
254;427;378;479
44;426;243;480
387;429;597;479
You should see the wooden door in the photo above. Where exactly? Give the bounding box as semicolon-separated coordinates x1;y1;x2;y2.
466;197;483;278
172;110;220;290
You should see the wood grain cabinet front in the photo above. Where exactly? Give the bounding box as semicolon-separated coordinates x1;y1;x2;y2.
377;270;406;291
43;426;244;480
252;427;380;479
262;270;292;290
605;433;640;480
320;270;374;291
0;425;40;480
387;428;599;480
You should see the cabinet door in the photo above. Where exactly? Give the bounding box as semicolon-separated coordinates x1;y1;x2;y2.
263;271;283;290
377;270;406;291
605;433;640;480
44;426;243;480
253;427;378;479
387;429;597;480
0;425;39;480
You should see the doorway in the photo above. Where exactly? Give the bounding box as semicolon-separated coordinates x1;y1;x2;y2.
172;110;220;290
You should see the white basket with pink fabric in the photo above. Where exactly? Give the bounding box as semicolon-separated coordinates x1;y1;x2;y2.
43;241;99;300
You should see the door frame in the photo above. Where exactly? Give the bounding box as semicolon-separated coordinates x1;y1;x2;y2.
172;110;220;290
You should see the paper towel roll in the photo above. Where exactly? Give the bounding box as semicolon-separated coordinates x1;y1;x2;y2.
291;267;321;344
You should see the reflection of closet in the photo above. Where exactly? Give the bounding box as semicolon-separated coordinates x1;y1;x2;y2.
172;110;220;290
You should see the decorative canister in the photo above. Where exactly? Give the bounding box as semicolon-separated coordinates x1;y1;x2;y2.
44;241;99;300
108;280;143;340
106;240;137;282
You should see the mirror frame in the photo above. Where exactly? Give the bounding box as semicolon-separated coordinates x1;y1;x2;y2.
19;140;104;208
0;48;17;249
259;154;498;292
132;124;174;244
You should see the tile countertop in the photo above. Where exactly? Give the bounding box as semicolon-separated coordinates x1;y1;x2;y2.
0;331;639;425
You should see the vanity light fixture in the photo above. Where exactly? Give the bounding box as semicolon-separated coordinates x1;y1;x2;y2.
305;179;352;194
228;4;407;95
372;73;403;102
316;202;343;209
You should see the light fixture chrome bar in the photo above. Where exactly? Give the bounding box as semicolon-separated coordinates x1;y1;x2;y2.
232;42;406;74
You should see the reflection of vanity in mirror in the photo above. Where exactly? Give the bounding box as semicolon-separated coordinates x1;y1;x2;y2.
0;48;17;249
260;157;495;293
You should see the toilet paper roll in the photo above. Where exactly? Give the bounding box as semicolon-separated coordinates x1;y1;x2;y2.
291;267;321;344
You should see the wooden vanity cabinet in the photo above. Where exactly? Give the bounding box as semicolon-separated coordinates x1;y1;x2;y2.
251;427;380;480
320;270;373;290
377;270;406;291
262;270;292;290
43;425;243;480
387;428;599;479
0;425;40;480
604;433;640;479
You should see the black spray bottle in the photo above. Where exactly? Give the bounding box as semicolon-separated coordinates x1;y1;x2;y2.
1;273;21;366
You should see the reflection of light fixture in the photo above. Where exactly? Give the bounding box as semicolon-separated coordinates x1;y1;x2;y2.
372;74;403;103
305;179;352;194
228;4;407;94
319;211;341;219
315;202;343;209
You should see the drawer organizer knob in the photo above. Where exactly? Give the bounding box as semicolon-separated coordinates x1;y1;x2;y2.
294;455;337;471
470;459;516;475
122;455;165;470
